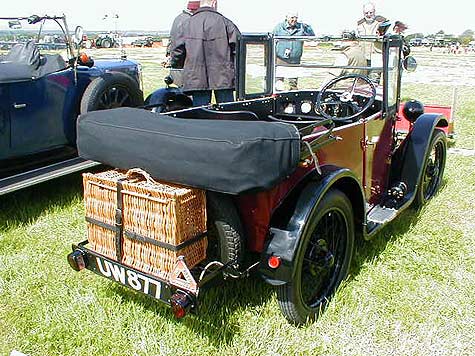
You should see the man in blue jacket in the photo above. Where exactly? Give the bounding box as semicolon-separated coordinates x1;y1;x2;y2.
273;12;314;90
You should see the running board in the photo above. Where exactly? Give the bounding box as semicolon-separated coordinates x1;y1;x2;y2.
367;205;398;224
366;205;400;236
0;158;100;196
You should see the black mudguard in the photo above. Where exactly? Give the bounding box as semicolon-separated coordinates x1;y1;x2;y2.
391;113;448;200
259;167;365;286
144;87;192;111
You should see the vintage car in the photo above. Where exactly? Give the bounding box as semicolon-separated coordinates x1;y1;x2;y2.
68;32;448;325
0;15;144;195
94;33;121;49
131;36;154;48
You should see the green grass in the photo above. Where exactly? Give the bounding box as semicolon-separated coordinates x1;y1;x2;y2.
1;50;475;356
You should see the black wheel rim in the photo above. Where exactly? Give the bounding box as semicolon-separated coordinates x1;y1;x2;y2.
422;139;444;200
98;86;132;109
300;208;348;309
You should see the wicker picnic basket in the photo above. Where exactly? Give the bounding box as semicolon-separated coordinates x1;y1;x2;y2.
83;168;207;280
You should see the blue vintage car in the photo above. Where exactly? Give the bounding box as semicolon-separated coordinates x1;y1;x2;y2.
0;15;144;195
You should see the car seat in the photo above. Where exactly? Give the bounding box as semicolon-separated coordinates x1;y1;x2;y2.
4;40;40;69
37;54;67;76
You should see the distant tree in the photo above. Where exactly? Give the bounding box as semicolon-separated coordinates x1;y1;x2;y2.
460;29;474;38
406;33;424;40
458;29;474;45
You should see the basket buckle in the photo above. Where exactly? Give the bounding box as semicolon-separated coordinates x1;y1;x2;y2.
115;208;123;227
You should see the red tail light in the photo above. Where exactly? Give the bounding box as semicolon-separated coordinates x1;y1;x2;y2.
268;255;282;269
170;292;193;319
67;250;86;271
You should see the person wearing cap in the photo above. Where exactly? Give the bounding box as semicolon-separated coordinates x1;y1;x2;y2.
170;0;240;106
165;1;200;65
272;12;315;90
163;1;200;87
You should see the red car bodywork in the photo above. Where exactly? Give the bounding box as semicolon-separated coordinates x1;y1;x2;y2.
239;112;395;252
397;103;454;137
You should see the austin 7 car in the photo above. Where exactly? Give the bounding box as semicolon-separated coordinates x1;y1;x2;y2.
68;32;448;325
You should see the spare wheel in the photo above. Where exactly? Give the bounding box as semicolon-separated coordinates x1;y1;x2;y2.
206;191;245;273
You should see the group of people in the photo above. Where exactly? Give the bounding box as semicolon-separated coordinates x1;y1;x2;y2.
166;1;402;106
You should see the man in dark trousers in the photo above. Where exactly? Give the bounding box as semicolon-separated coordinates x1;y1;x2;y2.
170;0;241;106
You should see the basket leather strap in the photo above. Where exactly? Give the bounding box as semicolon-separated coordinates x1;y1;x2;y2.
85;216;207;252
115;178;127;261
124;230;207;251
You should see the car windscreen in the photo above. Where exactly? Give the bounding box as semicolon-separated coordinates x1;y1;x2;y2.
271;37;384;93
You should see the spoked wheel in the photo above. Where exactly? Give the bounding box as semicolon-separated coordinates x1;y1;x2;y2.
413;130;447;207
99;86;129;108
80;72;144;114
277;189;354;325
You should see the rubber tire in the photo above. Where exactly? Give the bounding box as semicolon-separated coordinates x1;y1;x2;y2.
206;191;244;271
413;129;447;208
277;189;355;325
80;72;144;114
101;38;112;48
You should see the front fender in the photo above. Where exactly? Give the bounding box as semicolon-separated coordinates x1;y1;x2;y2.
392;113;447;197
144;87;189;109
259;167;364;286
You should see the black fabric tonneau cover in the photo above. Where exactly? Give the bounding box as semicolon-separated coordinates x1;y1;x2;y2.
77;108;301;195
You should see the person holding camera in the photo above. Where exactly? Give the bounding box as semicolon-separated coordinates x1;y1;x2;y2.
272;12;314;91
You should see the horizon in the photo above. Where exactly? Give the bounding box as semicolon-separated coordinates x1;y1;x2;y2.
1;0;474;37
0;29;469;38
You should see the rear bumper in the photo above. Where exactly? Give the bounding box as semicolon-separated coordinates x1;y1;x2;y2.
68;242;173;304
68;241;250;316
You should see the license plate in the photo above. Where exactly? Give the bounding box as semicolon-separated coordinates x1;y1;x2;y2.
84;250;172;303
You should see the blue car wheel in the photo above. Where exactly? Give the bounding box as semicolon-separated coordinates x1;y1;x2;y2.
80;72;144;114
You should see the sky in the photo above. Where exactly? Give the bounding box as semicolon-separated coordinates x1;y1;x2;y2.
2;0;473;36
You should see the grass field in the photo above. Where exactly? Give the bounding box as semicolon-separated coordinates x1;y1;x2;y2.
1;47;475;356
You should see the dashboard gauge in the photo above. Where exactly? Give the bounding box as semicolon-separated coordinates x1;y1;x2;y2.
301;101;312;114
283;103;296;114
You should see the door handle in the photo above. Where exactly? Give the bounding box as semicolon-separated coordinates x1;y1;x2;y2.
13;103;27;109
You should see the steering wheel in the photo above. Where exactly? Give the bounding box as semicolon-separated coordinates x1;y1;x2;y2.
316;74;377;122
